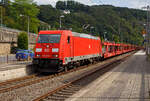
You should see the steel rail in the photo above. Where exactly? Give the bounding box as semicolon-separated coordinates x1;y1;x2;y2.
0;74;36;86
33;53;132;101
0;51;135;95
0;60;97;94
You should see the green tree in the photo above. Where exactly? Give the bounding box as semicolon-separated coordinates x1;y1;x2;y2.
0;0;10;7
38;5;60;29
7;0;39;33
17;32;28;50
2;0;145;45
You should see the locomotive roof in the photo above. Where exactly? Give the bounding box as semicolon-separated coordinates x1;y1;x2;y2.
39;30;99;40
72;32;99;40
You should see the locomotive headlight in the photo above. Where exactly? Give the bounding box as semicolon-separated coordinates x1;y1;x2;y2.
36;48;42;52
52;48;59;52
52;55;58;58
36;54;40;57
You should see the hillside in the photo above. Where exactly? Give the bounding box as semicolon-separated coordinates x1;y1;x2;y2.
1;0;146;45
38;1;146;45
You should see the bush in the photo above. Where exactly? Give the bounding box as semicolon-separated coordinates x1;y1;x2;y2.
17;32;28;50
10;42;17;54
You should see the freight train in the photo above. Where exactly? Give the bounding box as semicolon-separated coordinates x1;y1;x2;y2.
33;30;138;72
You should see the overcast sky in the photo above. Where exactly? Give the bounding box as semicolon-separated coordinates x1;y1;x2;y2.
33;0;150;9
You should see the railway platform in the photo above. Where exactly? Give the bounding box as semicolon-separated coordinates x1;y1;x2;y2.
66;50;150;101
0;62;34;81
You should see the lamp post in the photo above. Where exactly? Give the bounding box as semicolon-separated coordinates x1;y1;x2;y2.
104;32;107;41
60;15;64;29
90;26;94;34
0;6;2;27
147;6;150;55
142;6;150;55
20;14;30;49
118;12;122;43
27;16;30;50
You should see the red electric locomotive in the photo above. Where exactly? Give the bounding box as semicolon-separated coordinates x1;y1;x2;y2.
33;30;139;73
33;30;102;72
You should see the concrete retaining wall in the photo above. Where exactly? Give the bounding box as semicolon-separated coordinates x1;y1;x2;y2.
0;64;35;81
0;27;37;55
0;43;11;54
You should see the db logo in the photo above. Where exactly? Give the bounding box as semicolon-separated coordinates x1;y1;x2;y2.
44;49;50;52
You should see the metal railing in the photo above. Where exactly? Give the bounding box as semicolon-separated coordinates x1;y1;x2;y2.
0;55;17;64
0;54;32;65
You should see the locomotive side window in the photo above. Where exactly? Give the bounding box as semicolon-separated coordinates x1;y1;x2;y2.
67;36;70;43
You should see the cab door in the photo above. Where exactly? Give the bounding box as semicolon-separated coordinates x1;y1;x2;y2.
66;35;73;59
63;32;74;64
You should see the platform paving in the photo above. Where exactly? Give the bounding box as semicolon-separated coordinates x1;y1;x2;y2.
66;50;150;101
0;61;31;71
0;62;33;82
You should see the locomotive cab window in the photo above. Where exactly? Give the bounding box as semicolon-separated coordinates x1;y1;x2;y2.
38;34;61;43
67;36;70;43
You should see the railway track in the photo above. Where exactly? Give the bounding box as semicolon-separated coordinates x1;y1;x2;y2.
0;57;108;94
0;52;134;100
0;69;76;94
33;53;131;101
0;74;43;93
